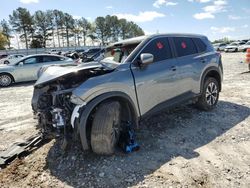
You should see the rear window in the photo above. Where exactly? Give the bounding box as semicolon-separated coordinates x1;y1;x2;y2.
43;56;61;62
193;38;207;53
141;37;172;62
173;37;198;57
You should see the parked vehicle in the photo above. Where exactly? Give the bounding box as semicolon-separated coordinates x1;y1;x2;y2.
32;34;223;155
47;49;62;55
75;49;86;53
238;41;250;52
213;43;227;51
0;54;25;64
65;52;80;60
0;54;73;87
81;49;105;62
224;41;245;52
81;48;103;58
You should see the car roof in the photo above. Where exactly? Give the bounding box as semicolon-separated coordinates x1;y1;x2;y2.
23;54;65;58
109;33;207;48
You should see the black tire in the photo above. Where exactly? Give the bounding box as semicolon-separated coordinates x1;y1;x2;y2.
0;74;12;87
4;60;10;64
196;77;219;111
91;101;121;155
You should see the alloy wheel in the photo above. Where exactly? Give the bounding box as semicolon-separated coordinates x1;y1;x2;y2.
0;75;12;86
205;82;218;105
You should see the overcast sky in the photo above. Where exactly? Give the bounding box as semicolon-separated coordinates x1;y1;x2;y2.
0;0;250;41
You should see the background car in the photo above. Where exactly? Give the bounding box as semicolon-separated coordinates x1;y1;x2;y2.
238;41;250;52
224;41;245;52
0;54;73;87
213;43;227;51
0;54;25;64
81;48;105;62
81;48;103;58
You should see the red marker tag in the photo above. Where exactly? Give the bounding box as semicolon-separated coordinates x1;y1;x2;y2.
157;42;164;49
181;42;187;49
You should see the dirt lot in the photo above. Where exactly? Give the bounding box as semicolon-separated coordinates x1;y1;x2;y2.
0;52;249;188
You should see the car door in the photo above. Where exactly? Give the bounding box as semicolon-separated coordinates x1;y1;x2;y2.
14;56;43;81
131;37;179;115
171;37;206;95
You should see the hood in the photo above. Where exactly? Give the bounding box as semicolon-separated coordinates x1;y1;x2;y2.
34;61;114;87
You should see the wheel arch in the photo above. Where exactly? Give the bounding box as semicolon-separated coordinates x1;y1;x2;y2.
0;72;15;82
201;67;222;93
78;91;139;150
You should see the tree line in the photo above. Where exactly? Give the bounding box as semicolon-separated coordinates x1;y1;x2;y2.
0;7;145;50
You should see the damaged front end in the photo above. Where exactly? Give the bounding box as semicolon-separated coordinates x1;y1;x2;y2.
32;62;113;147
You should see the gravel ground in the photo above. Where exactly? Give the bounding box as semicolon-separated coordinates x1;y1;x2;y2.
0;52;249;188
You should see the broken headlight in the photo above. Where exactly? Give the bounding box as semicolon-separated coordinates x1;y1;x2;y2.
70;94;86;105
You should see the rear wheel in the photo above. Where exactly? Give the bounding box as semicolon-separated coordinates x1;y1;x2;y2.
91;101;121;155
196;77;219;111
0;74;12;87
3;60;10;64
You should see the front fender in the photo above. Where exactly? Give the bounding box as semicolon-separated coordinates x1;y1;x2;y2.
76;91;139;150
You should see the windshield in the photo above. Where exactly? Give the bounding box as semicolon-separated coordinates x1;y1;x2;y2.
246;41;250;45
103;43;139;64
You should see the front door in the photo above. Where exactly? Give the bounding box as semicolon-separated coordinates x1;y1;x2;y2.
131;37;179;115
14;56;43;82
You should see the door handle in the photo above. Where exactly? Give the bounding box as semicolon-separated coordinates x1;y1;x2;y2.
171;66;176;71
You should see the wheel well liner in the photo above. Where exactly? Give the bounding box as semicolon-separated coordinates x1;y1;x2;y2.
201;68;222;92
0;72;15;82
78;92;138;150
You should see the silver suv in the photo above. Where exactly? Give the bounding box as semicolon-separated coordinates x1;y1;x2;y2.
32;34;223;155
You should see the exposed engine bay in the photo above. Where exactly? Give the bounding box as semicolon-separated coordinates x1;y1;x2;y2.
32;63;113;141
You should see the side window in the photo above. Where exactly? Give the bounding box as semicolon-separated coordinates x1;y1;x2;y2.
141;37;172;62
173;37;198;57
24;57;37;64
193;38;207;53
43;56;61;62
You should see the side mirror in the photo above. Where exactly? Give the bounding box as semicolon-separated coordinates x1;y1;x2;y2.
18;62;24;66
140;53;154;65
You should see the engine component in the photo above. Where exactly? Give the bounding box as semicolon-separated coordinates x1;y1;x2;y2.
51;108;65;129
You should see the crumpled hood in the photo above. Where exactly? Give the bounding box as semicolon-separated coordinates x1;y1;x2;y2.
34;62;104;87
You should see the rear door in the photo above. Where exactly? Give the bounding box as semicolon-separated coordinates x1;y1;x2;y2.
171;37;207;95
131;36;179;115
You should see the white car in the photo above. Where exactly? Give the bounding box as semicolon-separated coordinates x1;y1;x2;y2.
224;42;246;52
0;54;25;64
238;41;250;52
213;43;227;51
0;54;74;87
